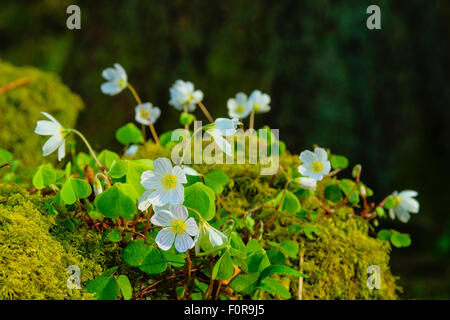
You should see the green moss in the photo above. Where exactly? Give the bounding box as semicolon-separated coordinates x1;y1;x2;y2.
264;209;400;299
139;141;401;300
0;183;100;299
0;182;172;300
0;60;83;170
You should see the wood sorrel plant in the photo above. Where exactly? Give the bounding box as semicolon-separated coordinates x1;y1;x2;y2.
23;63;419;300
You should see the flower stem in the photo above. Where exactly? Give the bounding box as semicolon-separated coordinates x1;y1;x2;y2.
0;163;11;169
249;110;255;131
298;248;304;300
127;83;160;146
197;101;214;123
94;172;111;187
70;129;107;174
182;250;192;300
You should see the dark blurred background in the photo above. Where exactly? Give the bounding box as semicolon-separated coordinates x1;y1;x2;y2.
1;0;449;299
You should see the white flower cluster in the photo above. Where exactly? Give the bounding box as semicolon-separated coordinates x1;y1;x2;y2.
138;157;227;253
227;90;271;119
296;147;420;223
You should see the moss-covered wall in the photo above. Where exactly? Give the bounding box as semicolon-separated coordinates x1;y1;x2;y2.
0;60;83;169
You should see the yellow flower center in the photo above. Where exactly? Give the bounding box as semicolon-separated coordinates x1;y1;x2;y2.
60;127;68;138
185;93;194;105
254;103;260;112
170;219;187;235
140;109;150;119
311;161;323;173
161;174;178;190
118;78;126;89
235;105;244;114
395;196;403;204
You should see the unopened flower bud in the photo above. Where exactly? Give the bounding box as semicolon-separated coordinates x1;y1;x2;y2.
94;178;103;196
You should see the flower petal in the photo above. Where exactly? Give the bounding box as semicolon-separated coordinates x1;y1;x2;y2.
399;190;418;198
141;170;162;190
41;112;62;126
321;160;331;175
42;135;63;156
395;206;411;223
184;217;198;237
151;209;175;227
125;144;139;156
168;185;184;205
101;81;121;95
298;165;309;176
114;63;127;82
298;177;317;190
299;150;316;165
57;140;66;161
155;228;175;251
389;208;395;220
181;165;200;176
172;166;187;184
314;147;328;162
35;120;61;136
193;90;203;103
138;190;154;211
153;203;170;212
171;204;188;221
401;197;420;214
149;189;166;206
153;158;173;174
102;67;118;81
174;233;194;253
209;228;227;247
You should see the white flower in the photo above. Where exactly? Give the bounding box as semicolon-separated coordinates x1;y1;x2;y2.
214;118;241;132
135;102;161;125
298;147;331;181
181;165;200;176
125;144;139;157
193;220;228;254
138;157;187;210
101;63;128;95
208;118;241;156
169;80;203;112
34;112;67;161
249;90;271;113
151;204;198;252
227;92;252;119
297;177;317;191
389;190;420;223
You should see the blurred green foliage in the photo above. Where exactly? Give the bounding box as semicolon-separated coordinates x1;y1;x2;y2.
0;0;449;298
